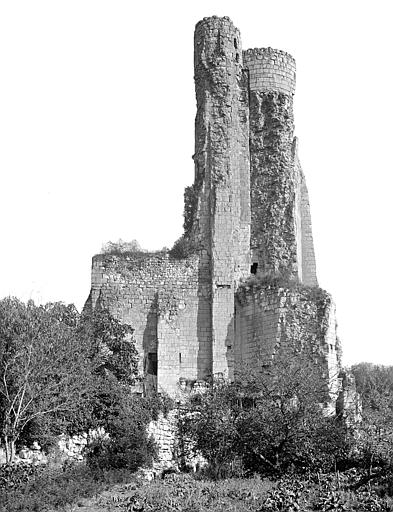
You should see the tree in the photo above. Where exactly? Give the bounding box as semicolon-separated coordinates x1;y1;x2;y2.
85;390;157;471
181;354;350;477
180;380;240;478
351;363;393;482
0;299;94;462
79;306;138;386
234;356;349;474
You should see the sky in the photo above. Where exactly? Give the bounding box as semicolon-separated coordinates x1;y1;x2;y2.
0;1;392;366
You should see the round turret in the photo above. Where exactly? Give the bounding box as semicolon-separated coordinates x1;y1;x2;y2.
194;16;243;69
243;47;296;95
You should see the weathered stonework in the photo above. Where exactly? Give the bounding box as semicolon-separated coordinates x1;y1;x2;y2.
235;283;340;413
146;410;206;473
85;16;353;416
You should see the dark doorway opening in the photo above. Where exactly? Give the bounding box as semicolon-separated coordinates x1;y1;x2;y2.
251;262;258;275
147;352;158;376
144;352;158;395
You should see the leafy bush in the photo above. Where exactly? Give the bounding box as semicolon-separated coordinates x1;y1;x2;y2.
2;466;393;512
181;355;353;478
179;381;240;479
0;462;133;512
350;363;393;491
169;235;193;259
0;299;94;462
84;392;173;471
125;474;274;512
79;306;138;386
0;297;142;461
0;462;44;494
101;238;144;255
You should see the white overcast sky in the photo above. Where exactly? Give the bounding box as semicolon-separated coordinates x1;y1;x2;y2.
0;1;392;366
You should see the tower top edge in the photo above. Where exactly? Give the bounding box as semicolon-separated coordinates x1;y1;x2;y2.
195;16;238;31
244;47;296;65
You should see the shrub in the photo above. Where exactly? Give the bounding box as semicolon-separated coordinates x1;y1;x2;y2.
85;393;158;471
181;355;353;478
0;462;133;512
180;381;240;479
169;235;193;259
350;363;393;493
101;238;144;255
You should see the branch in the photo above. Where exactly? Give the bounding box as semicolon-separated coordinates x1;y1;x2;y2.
257;452;278;471
2;362;11;402
19;404;71;433
18;396;35;419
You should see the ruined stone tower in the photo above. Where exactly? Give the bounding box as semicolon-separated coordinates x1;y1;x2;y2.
85;16;345;413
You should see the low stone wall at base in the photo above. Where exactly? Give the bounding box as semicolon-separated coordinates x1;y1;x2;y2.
0;428;109;466
147;409;206;474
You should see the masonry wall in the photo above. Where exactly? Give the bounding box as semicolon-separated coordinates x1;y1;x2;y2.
244;48;296;95
234;287;281;366
244;49;298;279
87;252;212;394
189;17;251;378
298;161;318;286
235;284;341;411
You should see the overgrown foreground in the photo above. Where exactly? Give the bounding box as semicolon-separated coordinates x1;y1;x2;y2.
1;465;393;512
1;298;393;510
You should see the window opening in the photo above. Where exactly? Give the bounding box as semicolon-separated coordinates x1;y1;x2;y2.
147;352;157;376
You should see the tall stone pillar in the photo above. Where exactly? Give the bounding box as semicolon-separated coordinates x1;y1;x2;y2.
192;17;250;378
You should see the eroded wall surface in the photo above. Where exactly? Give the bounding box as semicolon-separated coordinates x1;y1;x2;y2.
87;253;213;394
243;49;318;286
244;49;298;278
190;17;251;378
235;284;341;411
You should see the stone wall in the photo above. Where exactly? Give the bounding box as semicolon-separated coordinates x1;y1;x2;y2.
146;411;178;471
0;429;109;466
191;16;251;378
86;252;213;394
245;48;297;278
235;283;341;412
293;138;318;286
244;50;317;287
147;409;206;473
337;371;362;425
243;48;296;95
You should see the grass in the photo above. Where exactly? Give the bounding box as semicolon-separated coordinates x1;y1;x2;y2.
0;462;134;512
2;465;393;511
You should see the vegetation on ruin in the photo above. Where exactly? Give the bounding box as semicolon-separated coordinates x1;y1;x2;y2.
169;235;195;259
0;298;165;469
236;270;328;305
1;298;393;510
180;354;351;479
0;299;94;462
100;238;146;256
99;238;177;260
